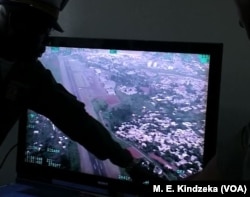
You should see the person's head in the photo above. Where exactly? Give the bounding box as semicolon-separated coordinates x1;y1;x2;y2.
0;0;68;61
235;0;250;39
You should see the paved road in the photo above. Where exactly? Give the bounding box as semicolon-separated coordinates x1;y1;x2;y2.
58;56;110;177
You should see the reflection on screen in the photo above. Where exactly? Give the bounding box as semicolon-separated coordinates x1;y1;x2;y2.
24;47;210;181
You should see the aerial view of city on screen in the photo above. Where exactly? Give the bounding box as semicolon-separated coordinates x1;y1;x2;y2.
25;46;210;181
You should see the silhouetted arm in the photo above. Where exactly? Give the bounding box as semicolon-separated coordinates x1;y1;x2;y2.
27;61;133;167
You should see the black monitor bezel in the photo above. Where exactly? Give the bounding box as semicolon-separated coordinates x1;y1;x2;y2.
17;36;223;194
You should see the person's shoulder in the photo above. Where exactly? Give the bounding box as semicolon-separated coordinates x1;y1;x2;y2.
225;122;250;152
216;123;250;180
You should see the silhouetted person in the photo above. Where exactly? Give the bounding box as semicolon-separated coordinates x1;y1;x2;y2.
0;0;167;184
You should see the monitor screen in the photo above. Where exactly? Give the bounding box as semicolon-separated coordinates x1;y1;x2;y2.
18;37;222;192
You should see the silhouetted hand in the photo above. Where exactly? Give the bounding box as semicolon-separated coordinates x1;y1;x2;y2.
125;158;169;184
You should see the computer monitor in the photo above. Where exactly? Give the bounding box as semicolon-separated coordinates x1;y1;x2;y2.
17;37;223;194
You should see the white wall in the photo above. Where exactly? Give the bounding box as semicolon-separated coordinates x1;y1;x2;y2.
1;0;250;185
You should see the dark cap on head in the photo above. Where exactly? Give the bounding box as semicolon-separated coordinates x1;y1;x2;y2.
0;0;69;32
